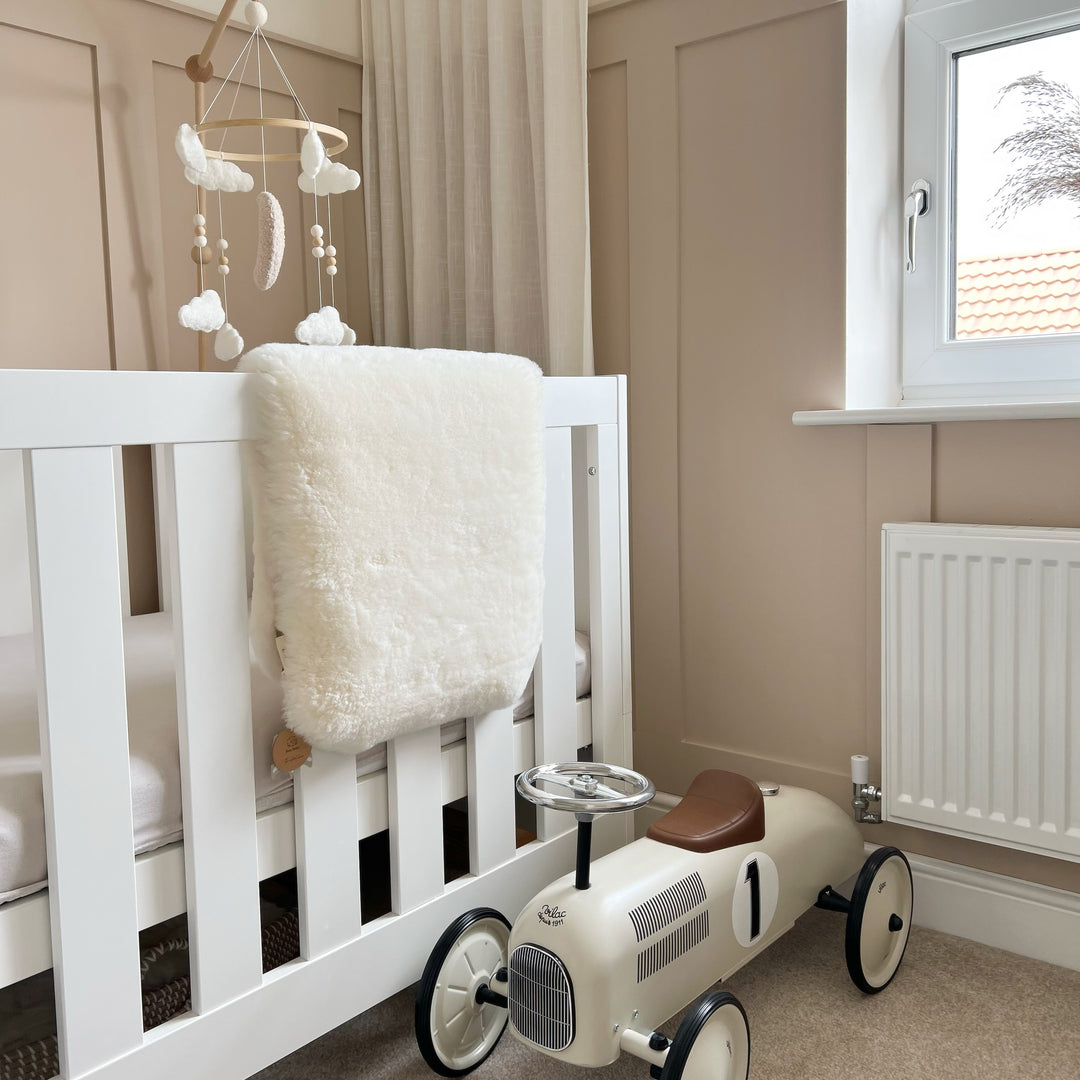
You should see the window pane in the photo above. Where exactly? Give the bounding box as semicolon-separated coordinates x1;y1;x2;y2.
954;27;1080;341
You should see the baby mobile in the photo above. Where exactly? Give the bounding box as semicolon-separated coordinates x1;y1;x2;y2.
175;0;361;368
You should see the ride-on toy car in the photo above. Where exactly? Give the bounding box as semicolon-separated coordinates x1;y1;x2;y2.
415;762;913;1079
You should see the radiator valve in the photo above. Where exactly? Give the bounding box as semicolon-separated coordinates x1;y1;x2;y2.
850;754;882;824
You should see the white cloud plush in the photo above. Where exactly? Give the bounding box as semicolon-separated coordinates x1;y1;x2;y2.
178;289;226;332
174;123;207;172
340;323;357;346
184;157;255;193
214;322;244;361
295;306;346;346
297;158;361;196
300;124;326;178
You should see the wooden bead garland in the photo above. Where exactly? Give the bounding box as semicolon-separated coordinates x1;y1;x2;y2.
216;236;230;277
191;212;212;264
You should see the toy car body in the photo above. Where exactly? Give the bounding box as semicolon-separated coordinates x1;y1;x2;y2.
416;763;914;1080
508;780;862;1068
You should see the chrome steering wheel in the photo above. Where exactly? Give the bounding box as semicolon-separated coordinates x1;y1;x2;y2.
516;761;655;815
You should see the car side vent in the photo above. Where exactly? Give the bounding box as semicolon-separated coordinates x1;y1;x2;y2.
628;872;707;942
636;911;710;982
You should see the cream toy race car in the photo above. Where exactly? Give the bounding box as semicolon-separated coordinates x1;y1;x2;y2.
415;761;913;1080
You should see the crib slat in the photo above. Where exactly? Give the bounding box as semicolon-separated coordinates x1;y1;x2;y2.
467;709;516;875
165;442;262;1012
388;727;445;913
24;446;144;1077
112;446;131;617
295;750;362;957
534;425;578;840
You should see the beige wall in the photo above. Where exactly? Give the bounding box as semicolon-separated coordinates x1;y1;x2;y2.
0;0;368;613
151;0;363;59
587;0;1080;893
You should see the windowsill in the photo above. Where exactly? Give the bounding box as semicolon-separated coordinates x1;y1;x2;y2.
792;400;1080;426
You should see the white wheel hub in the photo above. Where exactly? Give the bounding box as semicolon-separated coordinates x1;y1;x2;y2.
427;918;509;1072
680;1003;750;1080
859;853;913;989
663;994;750;1080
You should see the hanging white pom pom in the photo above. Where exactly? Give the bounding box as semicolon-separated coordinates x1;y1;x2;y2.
244;1;268;28
300;123;326;179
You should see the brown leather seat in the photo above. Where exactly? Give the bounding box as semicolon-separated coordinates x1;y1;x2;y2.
647;770;765;853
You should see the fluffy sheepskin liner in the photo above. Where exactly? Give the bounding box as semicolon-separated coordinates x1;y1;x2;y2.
238;345;545;755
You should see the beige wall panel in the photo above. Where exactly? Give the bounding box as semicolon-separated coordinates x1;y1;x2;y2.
0;0;364;374
122;446;160;614
587;62;629;379
588;0;1079;894
0;25;112;370
607;42;686;753
676;7;864;774
588;0;843;66
863;423;931;762
151;0;363;59
933;419;1080;528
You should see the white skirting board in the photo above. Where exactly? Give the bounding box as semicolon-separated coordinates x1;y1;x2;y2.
633;799;1080;973
886;845;1080;974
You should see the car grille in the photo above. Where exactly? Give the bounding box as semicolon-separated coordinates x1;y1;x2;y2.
508;944;574;1051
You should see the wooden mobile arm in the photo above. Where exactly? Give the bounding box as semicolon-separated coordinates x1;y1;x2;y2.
185;0;242;371
186;0;242;84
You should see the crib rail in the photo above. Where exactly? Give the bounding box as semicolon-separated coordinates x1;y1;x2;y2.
1;369;631;1080
0;371;618;450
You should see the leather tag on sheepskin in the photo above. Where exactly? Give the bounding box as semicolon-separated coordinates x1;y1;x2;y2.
238;345;545;755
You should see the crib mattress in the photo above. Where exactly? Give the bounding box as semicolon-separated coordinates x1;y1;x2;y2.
0;612;590;905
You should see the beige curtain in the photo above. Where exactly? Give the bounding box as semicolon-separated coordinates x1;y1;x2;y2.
361;0;593;376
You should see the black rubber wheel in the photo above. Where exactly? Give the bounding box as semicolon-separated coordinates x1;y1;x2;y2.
845;846;914;994
660;990;750;1080
415;908;511;1077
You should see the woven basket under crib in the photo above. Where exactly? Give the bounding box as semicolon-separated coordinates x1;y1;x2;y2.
0;909;300;1080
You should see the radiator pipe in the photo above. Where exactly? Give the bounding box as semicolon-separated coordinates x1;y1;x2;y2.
851;755;883;824
575;814;593;890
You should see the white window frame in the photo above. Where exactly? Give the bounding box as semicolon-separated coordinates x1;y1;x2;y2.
904;0;1080;404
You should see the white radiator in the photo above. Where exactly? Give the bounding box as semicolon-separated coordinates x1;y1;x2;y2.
883;524;1080;863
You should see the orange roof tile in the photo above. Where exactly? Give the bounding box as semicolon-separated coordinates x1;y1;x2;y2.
955;250;1080;338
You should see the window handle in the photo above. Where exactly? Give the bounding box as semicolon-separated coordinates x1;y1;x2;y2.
904;179;931;274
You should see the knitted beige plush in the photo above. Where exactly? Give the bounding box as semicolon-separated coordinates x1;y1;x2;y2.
253;190;285;291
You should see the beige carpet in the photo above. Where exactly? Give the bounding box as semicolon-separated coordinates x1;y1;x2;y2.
254;907;1080;1079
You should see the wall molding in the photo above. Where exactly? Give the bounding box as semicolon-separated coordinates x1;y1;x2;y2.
634;800;1080;972
894;845;1080;973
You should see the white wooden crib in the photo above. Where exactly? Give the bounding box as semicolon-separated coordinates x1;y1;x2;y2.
0;370;632;1080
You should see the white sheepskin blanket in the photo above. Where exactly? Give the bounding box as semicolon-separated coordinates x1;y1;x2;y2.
238;344;545;754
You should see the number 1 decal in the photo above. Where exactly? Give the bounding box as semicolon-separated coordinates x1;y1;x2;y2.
732;852;778;948
745;859;761;940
